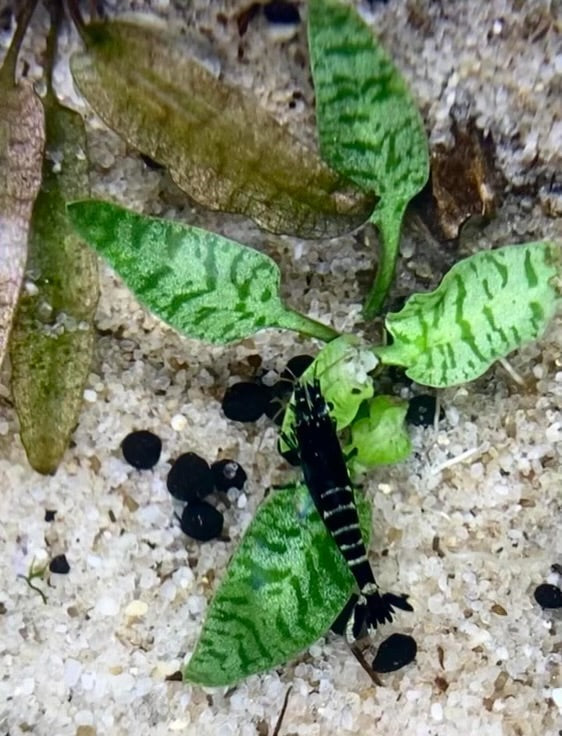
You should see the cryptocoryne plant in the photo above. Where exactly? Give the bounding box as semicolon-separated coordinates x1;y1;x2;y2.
1;1;98;475
67;0;560;686
67;194;560;685
5;0;559;685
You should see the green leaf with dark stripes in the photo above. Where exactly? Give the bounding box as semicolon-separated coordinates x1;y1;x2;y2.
308;0;429;316
183;482;372;686
278;335;378;453
10;93;99;475
346;395;411;476
70;19;375;239
376;242;560;387
67;200;337;344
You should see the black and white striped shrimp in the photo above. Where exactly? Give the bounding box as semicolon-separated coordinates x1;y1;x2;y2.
292;378;412;642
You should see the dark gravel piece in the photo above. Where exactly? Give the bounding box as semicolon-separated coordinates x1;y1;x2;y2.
211;459;247;492
263;1;300;24
180;501;224;542
406;395;444;427
222;382;271;422
121;430;162;469
49;554;70;575
281;354;314;381
372;633;417;673
167;452;214;503
534;583;562;609
44;510;56;522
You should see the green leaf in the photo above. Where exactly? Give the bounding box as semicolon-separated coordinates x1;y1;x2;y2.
67;200;338;344
9;94;99;475
346;395;411;474
0;19;45;369
183;482;372;686
376;242;561;387
307;0;429;316
70;19;375;239
279;335;378;452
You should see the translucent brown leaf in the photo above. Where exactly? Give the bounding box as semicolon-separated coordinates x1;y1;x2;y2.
70;20;375;238
10;94;99;474
0;66;45;369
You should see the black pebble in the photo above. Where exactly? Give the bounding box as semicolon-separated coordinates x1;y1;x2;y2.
49;554;70;575
180;501;224;542
263;1;300;24
44;509;57;522
372;633;417;673
167;452;214;503
534;583;562;609
282;354;315;381
121;430;162;469
222;382;271;422
211;459;247;492
406;395;444;427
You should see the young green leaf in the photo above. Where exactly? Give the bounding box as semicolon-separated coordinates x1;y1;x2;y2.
346;395;411;475
70;19;375;239
0;7;45;369
279;335;378;452
184;482;372;687
376;242;561;387
307;0;429;316
10;93;99;475
67;200;338;344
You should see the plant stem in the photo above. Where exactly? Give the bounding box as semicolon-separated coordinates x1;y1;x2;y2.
272;685;292;736
363;201;406;319
65;0;88;43
44;1;63;96
275;308;339;342
349;642;383;686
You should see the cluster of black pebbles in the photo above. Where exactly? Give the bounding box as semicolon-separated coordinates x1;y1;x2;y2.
120;431;247;542
168;453;247;542
222;354;444;432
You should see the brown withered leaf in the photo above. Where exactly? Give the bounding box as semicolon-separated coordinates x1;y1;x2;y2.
70;20;375;238
430;120;497;240
10;92;99;474
0;63;45;369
